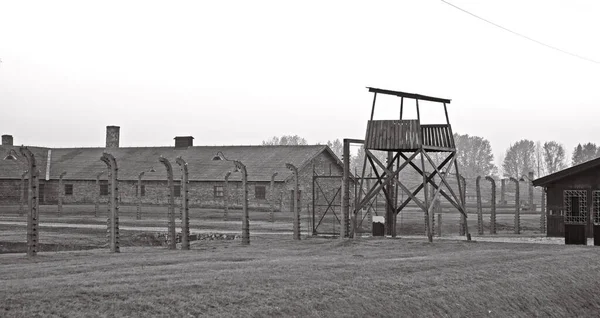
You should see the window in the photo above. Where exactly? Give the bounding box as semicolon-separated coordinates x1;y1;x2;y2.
65;184;73;196
136;185;146;197
174;185;181;197
100;181;108;196
214;186;224;197
564;190;587;224
255;186;266;200
571;197;581;217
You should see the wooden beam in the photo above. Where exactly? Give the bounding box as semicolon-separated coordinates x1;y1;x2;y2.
367;87;451;104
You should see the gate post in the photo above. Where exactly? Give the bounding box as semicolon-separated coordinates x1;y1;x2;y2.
485;176;497;234
20;171;27;216
476;176;483;235
159;156;177;250
58;171;66;217
100;153;120;253
234;160;250;245
270;172;278;223
176;157;190;250
224;171;231;221
137;171;144;220
286;163;301;240
509;177;520;234
95;171;104;218
20;147;39;257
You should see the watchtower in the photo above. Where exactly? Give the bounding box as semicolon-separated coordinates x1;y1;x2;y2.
353;87;469;241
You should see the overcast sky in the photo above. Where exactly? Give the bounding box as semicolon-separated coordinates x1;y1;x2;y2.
1;0;599;167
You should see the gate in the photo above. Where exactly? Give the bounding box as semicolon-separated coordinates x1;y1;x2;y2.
312;174;342;235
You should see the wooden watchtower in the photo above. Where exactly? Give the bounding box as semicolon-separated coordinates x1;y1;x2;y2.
354;87;469;241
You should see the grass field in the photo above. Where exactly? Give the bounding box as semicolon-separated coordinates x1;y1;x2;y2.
2;237;600;317
2;204;586;317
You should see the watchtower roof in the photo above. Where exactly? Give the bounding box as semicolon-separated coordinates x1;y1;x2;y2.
367;87;451;104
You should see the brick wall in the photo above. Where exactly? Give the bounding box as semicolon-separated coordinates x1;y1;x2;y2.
0;149;345;211
0;179;22;204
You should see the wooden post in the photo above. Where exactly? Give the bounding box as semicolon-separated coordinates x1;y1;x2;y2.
509;177;520;234
437;212;442;237
137;171;144;220
341;139;350;239
286;163;300;240
176;157;190;250
234;161;250;245
307;203;311;236
100;153;120;253
426;177;434;239
57;172;66;217
224;172;231;221
366;172;373;236
476;176;483;235
485;176;497;234
270;172;278;223
458;175;467;236
20;171;27;216
541;188;546;234
20;148;39;256
385;151;395;237
159;156;177;250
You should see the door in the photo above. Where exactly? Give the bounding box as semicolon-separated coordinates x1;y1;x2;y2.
563;190;587;244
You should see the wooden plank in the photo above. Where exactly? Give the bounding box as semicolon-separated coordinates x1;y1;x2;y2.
440;126;448;148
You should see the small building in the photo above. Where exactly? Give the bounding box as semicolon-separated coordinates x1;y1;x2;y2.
0;127;344;212
533;158;600;238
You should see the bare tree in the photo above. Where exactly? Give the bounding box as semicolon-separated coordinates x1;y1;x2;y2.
534;141;546;177
262;135;308;146
502;140;536;178
543;141;566;174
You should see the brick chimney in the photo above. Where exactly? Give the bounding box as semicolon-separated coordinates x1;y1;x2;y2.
106;126;120;148
174;136;194;148
2;135;13;146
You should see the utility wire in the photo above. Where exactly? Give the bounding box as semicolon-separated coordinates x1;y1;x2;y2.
440;0;600;65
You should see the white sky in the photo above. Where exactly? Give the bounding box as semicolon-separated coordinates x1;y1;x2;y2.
1;0;599;167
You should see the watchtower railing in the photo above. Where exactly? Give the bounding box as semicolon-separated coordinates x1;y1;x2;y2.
421;124;454;149
365;120;454;151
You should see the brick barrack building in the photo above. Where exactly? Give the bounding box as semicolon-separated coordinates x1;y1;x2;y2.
0;127;344;212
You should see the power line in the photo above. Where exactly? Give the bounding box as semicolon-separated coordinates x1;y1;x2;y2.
440;0;600;65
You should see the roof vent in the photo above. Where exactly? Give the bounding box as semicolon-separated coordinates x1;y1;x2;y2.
175;136;194;148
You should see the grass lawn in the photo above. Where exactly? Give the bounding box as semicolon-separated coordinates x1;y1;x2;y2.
2;237;600;317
